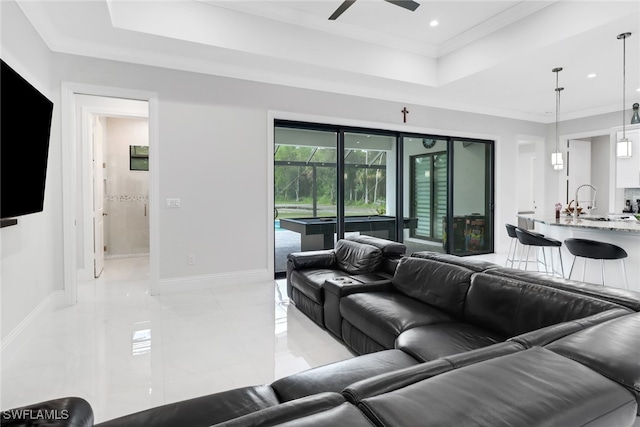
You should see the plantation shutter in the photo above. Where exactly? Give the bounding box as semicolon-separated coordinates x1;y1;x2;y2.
433;153;447;239
413;157;431;237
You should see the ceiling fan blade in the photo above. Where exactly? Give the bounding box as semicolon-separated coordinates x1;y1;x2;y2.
329;0;357;20
384;0;420;12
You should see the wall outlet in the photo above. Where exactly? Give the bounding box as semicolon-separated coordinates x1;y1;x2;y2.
188;255;196;265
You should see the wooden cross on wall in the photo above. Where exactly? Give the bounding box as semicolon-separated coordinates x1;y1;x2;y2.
401;107;409;123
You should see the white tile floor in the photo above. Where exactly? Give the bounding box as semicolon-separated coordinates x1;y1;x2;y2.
0;257;352;423
2;254;639;426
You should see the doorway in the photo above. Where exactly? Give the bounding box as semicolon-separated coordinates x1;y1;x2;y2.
76;97;150;282
62;85;158;304
96;116;150;271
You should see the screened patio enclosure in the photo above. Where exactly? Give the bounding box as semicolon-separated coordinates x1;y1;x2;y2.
274;128;393;219
274;122;494;276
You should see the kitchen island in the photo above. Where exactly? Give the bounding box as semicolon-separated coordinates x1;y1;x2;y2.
516;213;640;292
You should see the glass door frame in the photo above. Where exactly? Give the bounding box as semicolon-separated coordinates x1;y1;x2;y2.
399;132;495;256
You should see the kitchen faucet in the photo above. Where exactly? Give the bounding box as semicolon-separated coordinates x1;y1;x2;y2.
574;184;597;221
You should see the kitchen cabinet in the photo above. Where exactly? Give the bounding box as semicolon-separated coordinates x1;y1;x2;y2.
616;128;640;188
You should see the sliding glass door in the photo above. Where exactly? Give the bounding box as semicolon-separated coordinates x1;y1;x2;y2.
403;137;447;254
450;139;494;255
343;132;398;240
274;122;494;276
274;123;399;276
401;135;494;256
274;127;337;274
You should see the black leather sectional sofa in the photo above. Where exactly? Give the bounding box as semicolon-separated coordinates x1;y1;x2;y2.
4;239;640;426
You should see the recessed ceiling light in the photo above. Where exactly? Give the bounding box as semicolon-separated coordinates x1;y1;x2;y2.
587;73;597;78
430;20;439;27
637;87;640;92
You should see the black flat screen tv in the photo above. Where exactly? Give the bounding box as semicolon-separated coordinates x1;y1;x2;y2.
1;59;54;221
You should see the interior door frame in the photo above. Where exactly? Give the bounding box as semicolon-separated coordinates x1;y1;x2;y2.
61;83;159;305
92;114;105;278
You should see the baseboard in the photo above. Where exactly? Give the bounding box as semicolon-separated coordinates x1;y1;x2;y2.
105;253;150;260
0;290;65;363
157;268;271;294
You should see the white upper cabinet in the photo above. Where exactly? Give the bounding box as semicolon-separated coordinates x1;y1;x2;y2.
616;128;640;188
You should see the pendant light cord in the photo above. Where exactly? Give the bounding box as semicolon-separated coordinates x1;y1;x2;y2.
553;67;563;154
623;33;626;140
556;71;560;152
618;32;632;140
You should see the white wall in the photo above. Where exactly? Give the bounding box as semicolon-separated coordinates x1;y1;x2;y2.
517;142;536;212
590;135;610;214
0;1;62;342
158;101;268;279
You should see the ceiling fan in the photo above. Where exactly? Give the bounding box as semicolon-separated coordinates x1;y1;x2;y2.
329;0;420;20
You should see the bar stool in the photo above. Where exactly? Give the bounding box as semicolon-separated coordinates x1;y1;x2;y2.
564;238;628;289
515;228;564;277
505;224;545;268
505;224;519;268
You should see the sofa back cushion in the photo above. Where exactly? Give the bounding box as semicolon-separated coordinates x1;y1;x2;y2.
411;251;498;272
484;267;640;312
392;257;474;317
464;273;628;337
334;239;383;275
345;235;407;257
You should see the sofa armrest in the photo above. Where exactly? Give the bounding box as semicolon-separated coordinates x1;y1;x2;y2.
324;278;393;298
324;279;394;338
1;397;94;427
287;250;336;269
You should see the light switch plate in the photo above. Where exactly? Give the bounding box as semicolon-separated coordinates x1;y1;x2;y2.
166;198;181;208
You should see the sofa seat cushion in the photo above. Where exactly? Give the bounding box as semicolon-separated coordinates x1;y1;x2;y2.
395;323;505;362
357;347;638;427
96;385;280;427
290;269;350;304
334;239;383;275
341;292;456;349
271;349;418;402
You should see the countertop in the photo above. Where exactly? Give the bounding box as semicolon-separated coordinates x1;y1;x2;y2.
517;213;640;233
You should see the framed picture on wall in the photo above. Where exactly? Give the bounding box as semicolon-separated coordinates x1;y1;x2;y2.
130;145;149;171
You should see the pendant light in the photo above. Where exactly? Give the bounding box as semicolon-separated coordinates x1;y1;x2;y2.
617;32;632;158
551;67;564;170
